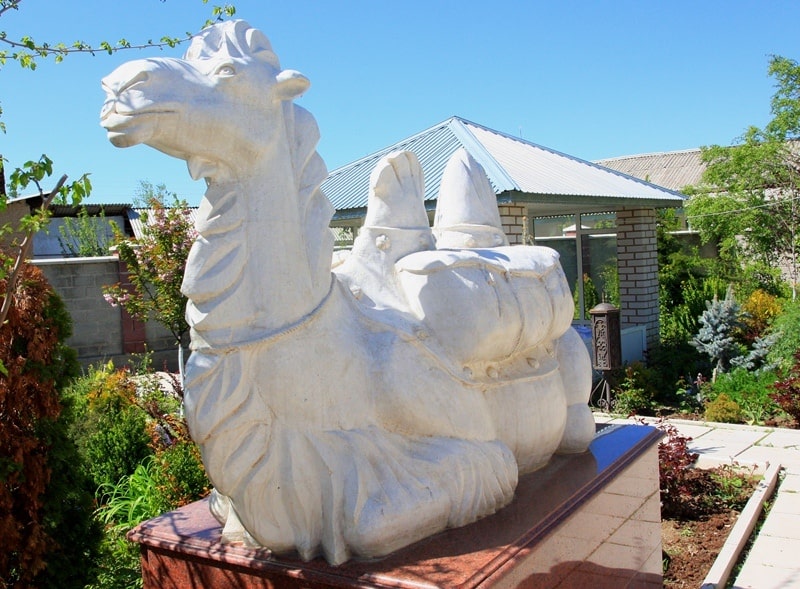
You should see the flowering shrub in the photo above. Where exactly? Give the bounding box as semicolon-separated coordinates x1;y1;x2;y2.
103;187;196;346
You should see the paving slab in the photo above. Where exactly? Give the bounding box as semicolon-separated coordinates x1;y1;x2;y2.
734;563;800;588
687;428;767;465
758;511;800;539
738;535;800;570
781;473;800;492
756;429;800;449
736;446;800;471
770;488;800;515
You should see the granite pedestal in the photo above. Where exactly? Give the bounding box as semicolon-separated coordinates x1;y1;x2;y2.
129;424;662;589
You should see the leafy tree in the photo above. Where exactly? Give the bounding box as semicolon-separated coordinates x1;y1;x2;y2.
685;56;800;300
103;183;196;372
58;206;114;257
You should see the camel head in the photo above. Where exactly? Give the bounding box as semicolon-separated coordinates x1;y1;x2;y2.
100;20;310;182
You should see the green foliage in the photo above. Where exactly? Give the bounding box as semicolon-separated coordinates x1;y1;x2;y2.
86;529;142;589
65;364;153;491
704;393;743;424
0;1;236;71
95;457;169;533
151;442;209;511
766;298;800;372
58;206;112;257
660;273;728;345
684;56;800;297
611;363;659;415
709;465;755;510
574;273;599;319
35;393;103;589
705;368;779;424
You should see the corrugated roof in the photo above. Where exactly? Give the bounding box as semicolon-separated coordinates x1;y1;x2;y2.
50;203;132;217
322;116;685;219
594;149;705;191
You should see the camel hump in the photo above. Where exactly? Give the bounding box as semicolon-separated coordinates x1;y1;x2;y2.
395;245;562;278
395;245;574;366
433;148;508;249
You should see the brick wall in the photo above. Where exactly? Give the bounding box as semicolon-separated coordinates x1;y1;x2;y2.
616;209;660;348
34;257;179;370
498;204;527;245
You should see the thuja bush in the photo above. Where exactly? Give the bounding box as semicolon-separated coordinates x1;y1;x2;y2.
77;362;209;589
67;363;153;491
703;393;743;424
0;264;101;589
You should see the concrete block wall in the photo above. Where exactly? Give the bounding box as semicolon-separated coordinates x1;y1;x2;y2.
34;257;179;370
616;208;660;348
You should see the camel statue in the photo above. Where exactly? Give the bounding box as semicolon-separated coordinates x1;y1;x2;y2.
100;20;594;565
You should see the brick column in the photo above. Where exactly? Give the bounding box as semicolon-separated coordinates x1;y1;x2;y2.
616;209;660;349
498;204;527;245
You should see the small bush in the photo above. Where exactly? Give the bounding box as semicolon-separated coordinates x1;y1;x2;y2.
611;363;659;415
710;464;759;511
740;289;782;343
704;393;743;424
770;351;800;426
151;442;209;509
656;420;701;518
66;364;154;491
706;368;779;424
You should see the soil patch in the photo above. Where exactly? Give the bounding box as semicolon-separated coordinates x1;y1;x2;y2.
662;510;740;588
660;465;758;587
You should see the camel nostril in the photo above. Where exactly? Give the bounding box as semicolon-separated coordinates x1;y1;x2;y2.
102;60;153;97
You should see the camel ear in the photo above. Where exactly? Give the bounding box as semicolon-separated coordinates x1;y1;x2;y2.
274;69;310;100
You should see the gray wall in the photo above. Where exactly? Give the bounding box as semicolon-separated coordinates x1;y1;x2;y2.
34;257;180;371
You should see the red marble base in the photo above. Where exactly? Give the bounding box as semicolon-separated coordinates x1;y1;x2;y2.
129;424;663;589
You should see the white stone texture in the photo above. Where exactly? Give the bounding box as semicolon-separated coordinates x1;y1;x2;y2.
101;20;594;565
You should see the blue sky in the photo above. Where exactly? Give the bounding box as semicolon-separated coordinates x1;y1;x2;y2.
3;0;800;206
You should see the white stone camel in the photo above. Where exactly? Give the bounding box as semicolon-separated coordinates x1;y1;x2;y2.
100;20;594;565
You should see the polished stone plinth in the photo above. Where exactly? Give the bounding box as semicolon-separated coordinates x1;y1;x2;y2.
128;424;662;589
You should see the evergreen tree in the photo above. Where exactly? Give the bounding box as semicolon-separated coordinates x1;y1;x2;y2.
691;286;746;376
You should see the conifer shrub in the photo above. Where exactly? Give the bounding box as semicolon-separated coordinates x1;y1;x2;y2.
67;364;153;491
704;393;744;424
0;265;100;589
740;289;782;343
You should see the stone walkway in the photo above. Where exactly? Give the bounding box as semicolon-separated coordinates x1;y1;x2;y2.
594;414;800;589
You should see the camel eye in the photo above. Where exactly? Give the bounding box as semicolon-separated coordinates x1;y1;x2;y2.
214;64;236;78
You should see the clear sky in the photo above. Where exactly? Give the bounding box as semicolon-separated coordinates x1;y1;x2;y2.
3;0;800;207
